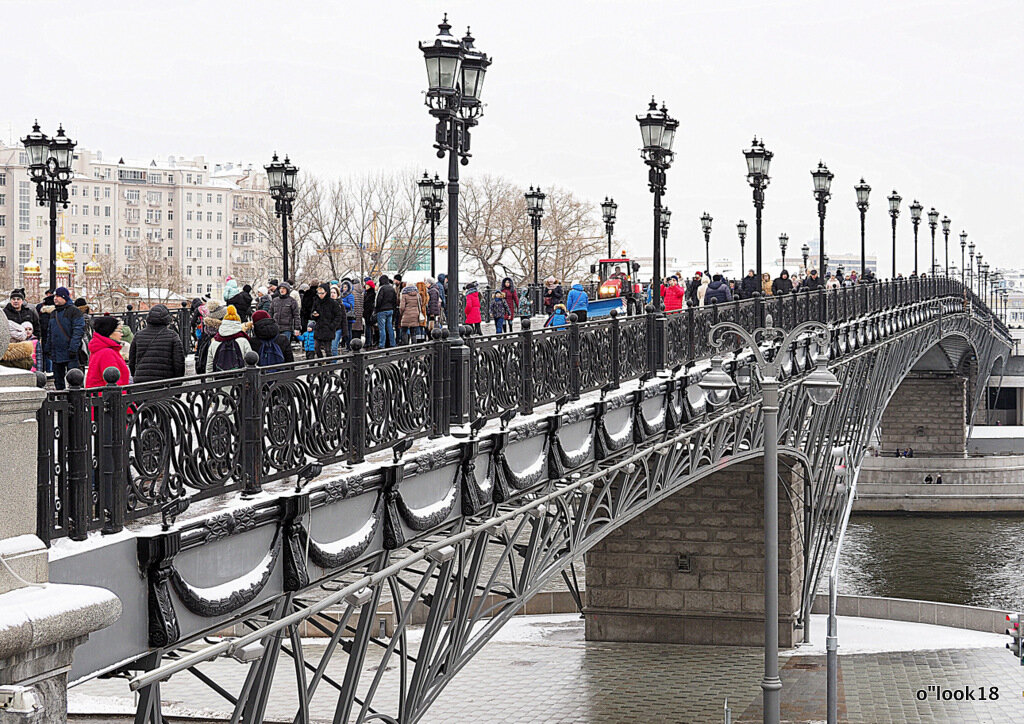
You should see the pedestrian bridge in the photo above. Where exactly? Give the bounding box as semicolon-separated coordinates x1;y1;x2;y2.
36;279;1009;723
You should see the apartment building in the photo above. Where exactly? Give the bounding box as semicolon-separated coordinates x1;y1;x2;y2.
0;141;270;298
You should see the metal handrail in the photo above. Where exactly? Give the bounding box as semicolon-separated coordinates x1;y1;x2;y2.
826;463;861;724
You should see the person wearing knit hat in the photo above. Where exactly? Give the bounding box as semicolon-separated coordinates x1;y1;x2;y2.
46;286;85;390
85;314;129;389
205;304;253;373
92;315;120;338
223;304;240;322
54;287;71;302
252;309;271;322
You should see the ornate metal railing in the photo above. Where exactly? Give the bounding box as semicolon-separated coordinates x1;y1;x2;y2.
84;303;194;352
36;276;999;544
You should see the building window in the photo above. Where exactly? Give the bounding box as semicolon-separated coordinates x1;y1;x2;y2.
187;265;192;275
186;193;192;203
207;266;212;276
206;230;212;240
206;248;212;258
104;187;111;199
118;169;146;183
0;194;5;205
186;211;192;221
206;212;212;222
93;206;100;215
126;189;140;202
216;248;222;258
0;215;5;227
94;188;100;199
105;206;111;217
186;229;192;239
18;182;29;231
0;173;6;185
0;236;4;247
71;224;78;234
83;206;89;216
167;247;173;258
217;266;222;277
216;230;222;240
168;229;173;240
206;194;212;203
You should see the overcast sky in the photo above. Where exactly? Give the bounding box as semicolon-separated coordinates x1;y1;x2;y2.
5;0;1021;274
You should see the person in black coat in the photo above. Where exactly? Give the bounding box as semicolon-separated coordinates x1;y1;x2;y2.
227;284;253;321
310;283;340;358
299;281;318;330
250;310;295;365
802;269;823;291
739;271;760;299
771;270;794;295
3;289;40;336
129;304;186;383
362;279;378;349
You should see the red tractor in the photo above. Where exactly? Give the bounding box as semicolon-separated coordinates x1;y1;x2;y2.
589;253;643;316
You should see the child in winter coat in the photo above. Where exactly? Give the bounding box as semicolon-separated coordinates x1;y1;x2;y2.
490;290;512;334
300;322;317;359
545;304;569;328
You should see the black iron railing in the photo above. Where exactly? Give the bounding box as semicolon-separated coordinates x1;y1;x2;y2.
84;304;194;353
36;276;1000;544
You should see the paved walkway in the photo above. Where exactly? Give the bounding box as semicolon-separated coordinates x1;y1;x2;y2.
71;614;1024;723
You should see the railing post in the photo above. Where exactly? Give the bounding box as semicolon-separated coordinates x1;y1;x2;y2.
100;367;126;535
610;308;621;388
65;369;91;541
686;303;696;362
569;313;582;401
36;393;54;546
520;323;535;415
239;352;262;497
125;304;137;334
177;303;190;352
348;339;368;464
430;330;447;438
646;305;664;374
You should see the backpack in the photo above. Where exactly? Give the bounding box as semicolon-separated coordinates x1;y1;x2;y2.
258;339;285;367
212;337;246;371
195;333;212;373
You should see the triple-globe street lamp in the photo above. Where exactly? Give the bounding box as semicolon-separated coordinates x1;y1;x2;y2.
744;138;773;282
265;153;299;283
959;231;968;286
637;98;678;313
737;220;748;274
976;253;984;297
811;161;833;280
909;200;923;275
700;212;713;276
419;14;491;424
968;242;976;290
525;185;547;312
927;207;939;276
801;243;810;276
700;316;841;724
887;191;901;278
941;216;951;277
22;122;76;291
601;197;618;259
417;171;445;278
778;233;789;273
854;179;870;277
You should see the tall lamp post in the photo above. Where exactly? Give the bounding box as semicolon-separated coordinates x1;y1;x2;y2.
927;207;939;276
744;138;773;282
941;216;951;277
22;122;75;291
737;220;748;274
778;233;789;273
700;212;713;275
637;98;678;314
660;207;672;280
854;179;870;277
959;231;968;286
976;253;984;296
887;190;901;278
968;242;976;290
700;317;841;724
801;243;810;276
909;200;923;275
265;153;298;282
811;161;834;293
601;197;617;259
525;185;546;299
420;15;491;425
418;171;445;278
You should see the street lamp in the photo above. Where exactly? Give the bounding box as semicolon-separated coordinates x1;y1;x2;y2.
637;97;678;315
976;253;984;296
23;121;75;291
941;216;951;277
660;207;671;280
959;231;968;286
927;207;939;276
601;197;618;259
420;16;491;425
700;211;713;275
418;171;445;278
265;153;298;282
744;137;773;282
801;243;810;275
909;200;923;275
968;241;976;290
811;161;834;279
855;179;870;277
525;185;546;289
700;315;840;724
887;190;901;278
982;262;990;305
737;219;748;274
778;233;789;272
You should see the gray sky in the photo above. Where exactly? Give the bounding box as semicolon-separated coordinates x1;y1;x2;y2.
5;0;1022;274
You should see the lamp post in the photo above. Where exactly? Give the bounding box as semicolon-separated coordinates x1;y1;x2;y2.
417;171;445;278
525;185;546;290
744;138;773;282
927;207;939;276
637;98;678;314
420;16;491;424
855;179;870;277
700;212;713;275
981;261;989;301
737;219;748;274
968;242;976;291
941;216;951;277
601;197;618;259
801;243;810;276
909;200;923;275
976;253;984;296
660;207;672;280
811;161;833;280
778;233;789;273
960;231;967;286
700;316;841;724
887;191;901;278
265;153;298;282
22;122;76;291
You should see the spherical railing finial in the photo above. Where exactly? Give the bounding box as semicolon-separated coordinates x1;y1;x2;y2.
350;337;364;352
102;366;121;385
66;368;85;388
244;350;259;366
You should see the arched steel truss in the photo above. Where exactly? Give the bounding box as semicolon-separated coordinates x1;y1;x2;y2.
120;297;1008;723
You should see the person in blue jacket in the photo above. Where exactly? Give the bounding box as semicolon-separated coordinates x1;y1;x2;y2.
45;286;86;390
565;282;589;322
544;303;569;328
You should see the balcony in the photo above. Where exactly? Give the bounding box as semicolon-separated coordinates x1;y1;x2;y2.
145;218;160;225
125;217;140;225
231;219;253;229
125;198;139;205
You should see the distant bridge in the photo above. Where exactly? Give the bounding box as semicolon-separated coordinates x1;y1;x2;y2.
40;278;1009;723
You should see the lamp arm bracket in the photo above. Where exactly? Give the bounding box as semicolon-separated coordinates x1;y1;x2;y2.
708;322;765;366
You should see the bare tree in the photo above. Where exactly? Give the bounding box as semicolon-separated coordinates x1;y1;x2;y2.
457;175;528;288
116;244;189;309
245;176;317;283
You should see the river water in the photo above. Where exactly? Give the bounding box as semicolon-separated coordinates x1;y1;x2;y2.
836;515;1024;610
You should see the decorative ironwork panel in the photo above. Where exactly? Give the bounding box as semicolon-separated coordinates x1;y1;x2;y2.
578;321;613;394
532;327;572;405
364;347;435;454
690;307;714;360
261;359;352;483
737;298;759;336
664;310;689;368
469;333;523;421
617;316;648;381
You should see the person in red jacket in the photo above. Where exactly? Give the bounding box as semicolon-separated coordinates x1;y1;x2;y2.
464;282;482;335
85;315;131;389
661;276;686;312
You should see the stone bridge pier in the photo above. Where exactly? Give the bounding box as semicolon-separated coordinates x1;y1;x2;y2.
877;373;969;455
584;457;805;648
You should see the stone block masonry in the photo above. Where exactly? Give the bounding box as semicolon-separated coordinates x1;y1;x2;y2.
584;458;804;648
878;374;967;454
